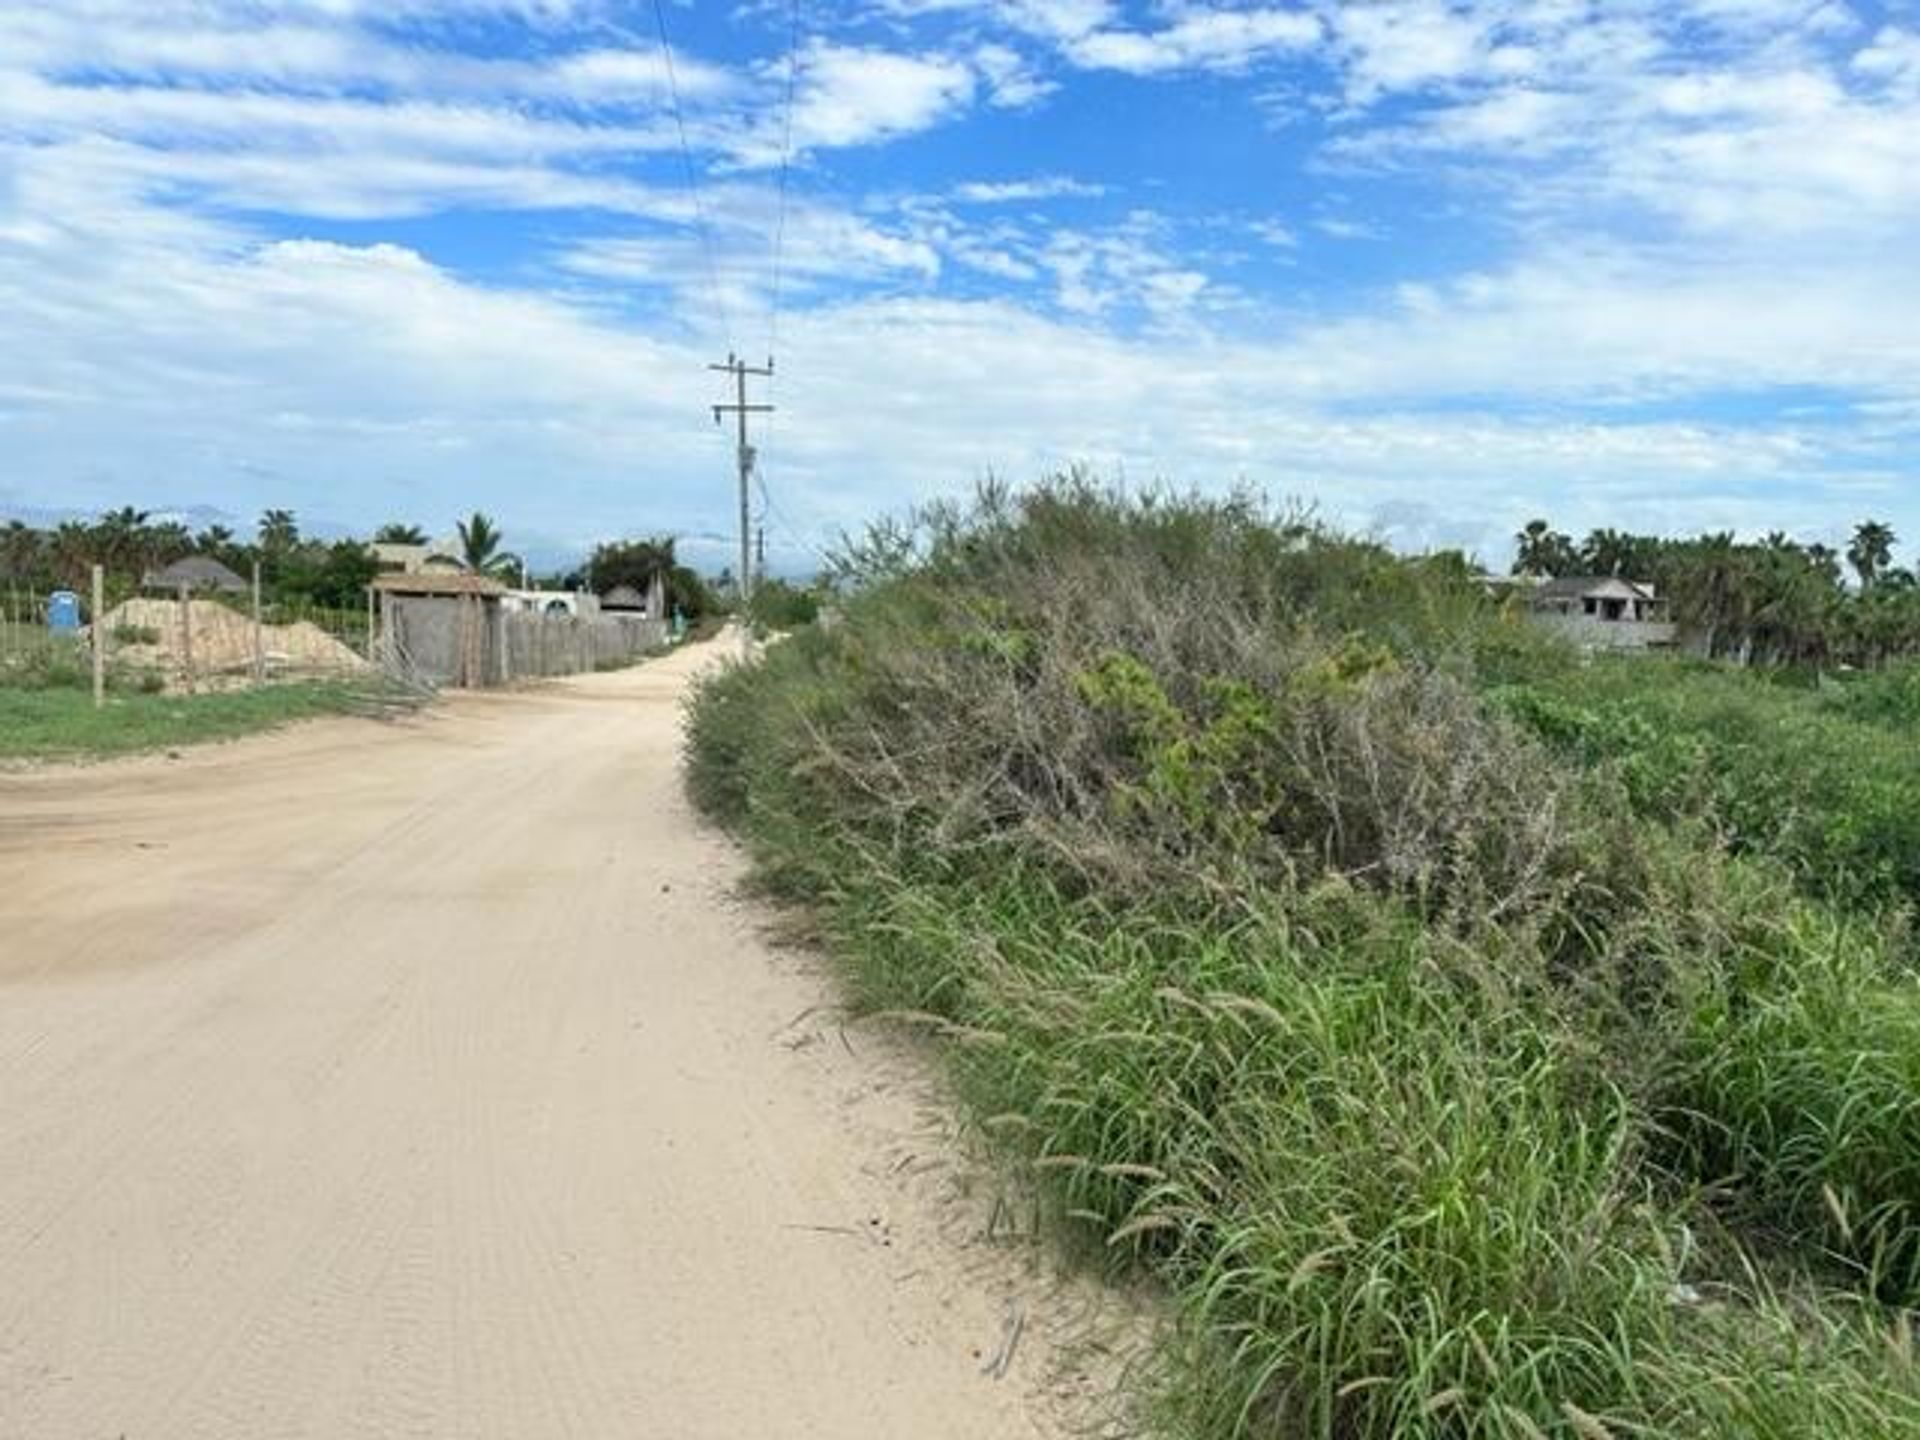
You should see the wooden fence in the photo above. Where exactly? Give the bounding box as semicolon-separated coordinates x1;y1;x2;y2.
502;612;667;680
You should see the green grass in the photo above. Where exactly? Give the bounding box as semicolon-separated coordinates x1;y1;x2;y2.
830;865;1920;1439
0;681;370;762
1492;658;1920;913
685;480;1920;1438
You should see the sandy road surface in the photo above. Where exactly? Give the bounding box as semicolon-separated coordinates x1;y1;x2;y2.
0;642;1117;1439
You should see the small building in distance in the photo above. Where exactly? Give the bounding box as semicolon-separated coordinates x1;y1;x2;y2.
372;571;508;687
143;555;249;595
599;574;666;619
502;589;600;620
1526;576;1676;652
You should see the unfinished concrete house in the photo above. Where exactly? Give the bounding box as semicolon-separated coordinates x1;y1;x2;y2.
1526;576;1677;652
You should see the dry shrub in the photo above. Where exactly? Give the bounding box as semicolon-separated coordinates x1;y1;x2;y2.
781;480;1618;953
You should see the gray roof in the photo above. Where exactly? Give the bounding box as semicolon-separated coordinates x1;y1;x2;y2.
599;584;649;610
1531;575;1657;601
144;555;248;592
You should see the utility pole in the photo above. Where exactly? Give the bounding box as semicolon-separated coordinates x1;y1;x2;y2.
710;353;773;657
755;525;766;585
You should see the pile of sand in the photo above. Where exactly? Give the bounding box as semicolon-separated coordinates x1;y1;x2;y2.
101;597;371;677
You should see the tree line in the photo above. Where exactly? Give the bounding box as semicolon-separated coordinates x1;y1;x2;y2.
0;508;715;619
1513;517;1918;667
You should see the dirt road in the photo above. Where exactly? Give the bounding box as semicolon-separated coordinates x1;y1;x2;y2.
0;643;1113;1439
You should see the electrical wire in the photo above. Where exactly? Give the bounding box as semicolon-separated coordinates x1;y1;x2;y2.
648;0;736;350
754;464;832;572
751;1;813;575
766;0;802;363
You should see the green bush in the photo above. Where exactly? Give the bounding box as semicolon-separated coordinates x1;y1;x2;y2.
1823;661;1920;728
746;577;820;632
1492;661;1920;911
685;480;1920;1437
0;638;92;691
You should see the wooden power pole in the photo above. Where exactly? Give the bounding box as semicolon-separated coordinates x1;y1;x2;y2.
709;354;773;656
91;564;105;710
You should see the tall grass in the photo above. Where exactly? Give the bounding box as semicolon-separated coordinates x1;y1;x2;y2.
686;479;1920;1437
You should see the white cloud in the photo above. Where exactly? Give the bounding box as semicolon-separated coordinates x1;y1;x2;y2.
0;71;671;160
756;42;977;161
0;7;736;101
1249;217;1298;247
950;176;1104;202
1068;7;1322;75
1314;217;1381;240
971;41;1056;106
1318;3;1920;247
1326;1;1496;99
1;161;1912;571
1;0;1916;568
1854;27;1920;92
560;195;943;314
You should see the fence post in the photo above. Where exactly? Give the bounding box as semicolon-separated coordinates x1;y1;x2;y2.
252;561;265;687
178;582;194;695
91;564;105;710
365;586;376;664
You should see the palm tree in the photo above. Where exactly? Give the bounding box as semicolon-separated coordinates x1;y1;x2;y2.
1848;519;1896;591
1512;519;1575;577
1805;542;1842;587
91;506;153;575
258;509;300;553
148;520;193;569
1;519;42;584
49;520;93;587
374;522;428;545
1580;527;1640;577
456;511;521;578
1665;531;1748;659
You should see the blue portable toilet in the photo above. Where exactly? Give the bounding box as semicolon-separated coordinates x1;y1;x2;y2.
47;590;81;633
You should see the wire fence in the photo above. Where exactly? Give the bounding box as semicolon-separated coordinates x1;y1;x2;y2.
4;574;676;709
0;575;376;700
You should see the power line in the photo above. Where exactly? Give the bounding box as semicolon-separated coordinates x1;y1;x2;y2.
753;465;833;574
743;1;808;592
650;0;735;349
766;0;803;361
642;6;816;612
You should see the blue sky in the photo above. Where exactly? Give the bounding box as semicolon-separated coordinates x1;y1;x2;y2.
1;0;1917;573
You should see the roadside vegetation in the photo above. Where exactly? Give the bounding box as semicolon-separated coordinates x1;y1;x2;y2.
0;677;368;762
745;576;822;633
1495;658;1920;914
687;480;1920;1439
0;629;385;762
